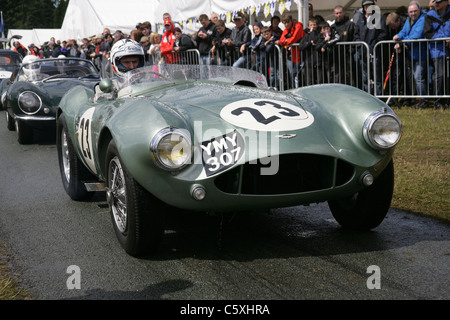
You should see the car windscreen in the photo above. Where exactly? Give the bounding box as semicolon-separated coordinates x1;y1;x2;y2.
16;58;100;82
0;53;22;72
117;64;268;91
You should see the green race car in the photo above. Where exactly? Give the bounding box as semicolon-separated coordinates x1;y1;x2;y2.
3;57;100;144
57;64;402;256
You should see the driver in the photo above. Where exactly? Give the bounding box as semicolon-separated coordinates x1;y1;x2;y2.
109;39;145;77
94;39;146;101
20;55;45;81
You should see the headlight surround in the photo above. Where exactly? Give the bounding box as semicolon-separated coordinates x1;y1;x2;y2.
18;91;42;114
363;109;402;150
150;127;192;171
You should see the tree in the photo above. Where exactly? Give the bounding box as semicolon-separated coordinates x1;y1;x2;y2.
0;0;68;32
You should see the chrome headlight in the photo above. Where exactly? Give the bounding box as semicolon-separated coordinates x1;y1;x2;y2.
363;109;402;150
18;91;42;114
150;127;192;171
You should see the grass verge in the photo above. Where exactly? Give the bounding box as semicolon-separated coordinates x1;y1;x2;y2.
0;241;31;300
391;107;449;222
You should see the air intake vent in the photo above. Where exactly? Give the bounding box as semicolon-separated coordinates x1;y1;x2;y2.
215;154;354;195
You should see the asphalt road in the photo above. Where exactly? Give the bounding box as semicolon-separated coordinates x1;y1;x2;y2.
0;110;449;303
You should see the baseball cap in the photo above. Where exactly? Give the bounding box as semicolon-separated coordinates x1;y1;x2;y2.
362;0;375;5
234;12;244;20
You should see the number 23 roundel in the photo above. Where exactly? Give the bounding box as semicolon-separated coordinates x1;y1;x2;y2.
220;99;314;131
77;107;97;174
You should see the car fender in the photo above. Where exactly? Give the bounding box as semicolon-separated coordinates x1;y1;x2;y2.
104;97;192;182
290;84;395;168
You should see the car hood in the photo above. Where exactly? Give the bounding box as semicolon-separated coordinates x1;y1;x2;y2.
133;81;382;168
36;79;97;103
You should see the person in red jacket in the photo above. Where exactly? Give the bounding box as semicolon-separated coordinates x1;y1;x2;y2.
160;20;178;64
13;41;28;58
277;13;305;88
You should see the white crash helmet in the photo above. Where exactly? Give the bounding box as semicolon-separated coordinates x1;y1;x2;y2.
22;55;40;76
109;38;145;77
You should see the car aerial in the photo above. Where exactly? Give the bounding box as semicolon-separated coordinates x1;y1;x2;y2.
3;56;101;144
56;64;402;257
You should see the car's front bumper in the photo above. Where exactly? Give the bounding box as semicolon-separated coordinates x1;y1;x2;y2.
15;114;56;127
137;152;394;212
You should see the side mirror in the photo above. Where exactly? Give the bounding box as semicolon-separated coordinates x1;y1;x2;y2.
99;78;114;93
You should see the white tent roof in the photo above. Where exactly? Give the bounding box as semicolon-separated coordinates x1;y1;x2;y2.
6;28;61;49
57;0;432;41
306;0;430;20
32;29;61;46
155;0;432;24
59;0;160;41
7;29;33;49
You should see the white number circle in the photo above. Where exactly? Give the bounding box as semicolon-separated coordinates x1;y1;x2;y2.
77;107;97;174
220;99;314;131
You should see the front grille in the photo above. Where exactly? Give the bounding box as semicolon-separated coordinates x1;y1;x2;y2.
214;154;354;195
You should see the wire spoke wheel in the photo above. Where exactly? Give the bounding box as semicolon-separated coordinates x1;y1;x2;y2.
56;113;95;201
106;140;165;256
61;129;71;182
108;157;128;234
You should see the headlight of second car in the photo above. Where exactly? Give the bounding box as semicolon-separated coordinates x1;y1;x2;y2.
18;91;42;114
150;127;192;171
363;109;402;150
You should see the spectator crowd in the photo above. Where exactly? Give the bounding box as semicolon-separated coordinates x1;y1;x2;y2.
9;0;450;109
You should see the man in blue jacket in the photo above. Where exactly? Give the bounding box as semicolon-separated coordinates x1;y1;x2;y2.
424;0;450;109
393;1;428;107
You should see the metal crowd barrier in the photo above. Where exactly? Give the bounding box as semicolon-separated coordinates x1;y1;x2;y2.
374;38;450;101
295;41;371;92
160;49;201;65
205;41;372;92
96;38;449;103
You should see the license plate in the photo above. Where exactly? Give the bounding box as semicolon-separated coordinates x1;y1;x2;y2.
200;130;245;177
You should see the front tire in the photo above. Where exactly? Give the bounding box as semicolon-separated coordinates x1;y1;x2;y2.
57;114;95;200
106;140;165;256
328;160;394;230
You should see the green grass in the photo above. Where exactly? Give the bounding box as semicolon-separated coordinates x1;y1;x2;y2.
391;107;449;221
0;241;30;300
0;107;448;299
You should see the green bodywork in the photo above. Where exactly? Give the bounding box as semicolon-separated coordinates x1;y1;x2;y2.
7;80;96;123
4;58;99;128
58;77;397;212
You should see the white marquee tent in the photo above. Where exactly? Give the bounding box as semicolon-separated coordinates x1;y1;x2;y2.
155;0;431;30
58;0;160;41
6;29;33;48
6;0;433;47
7;28;61;49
